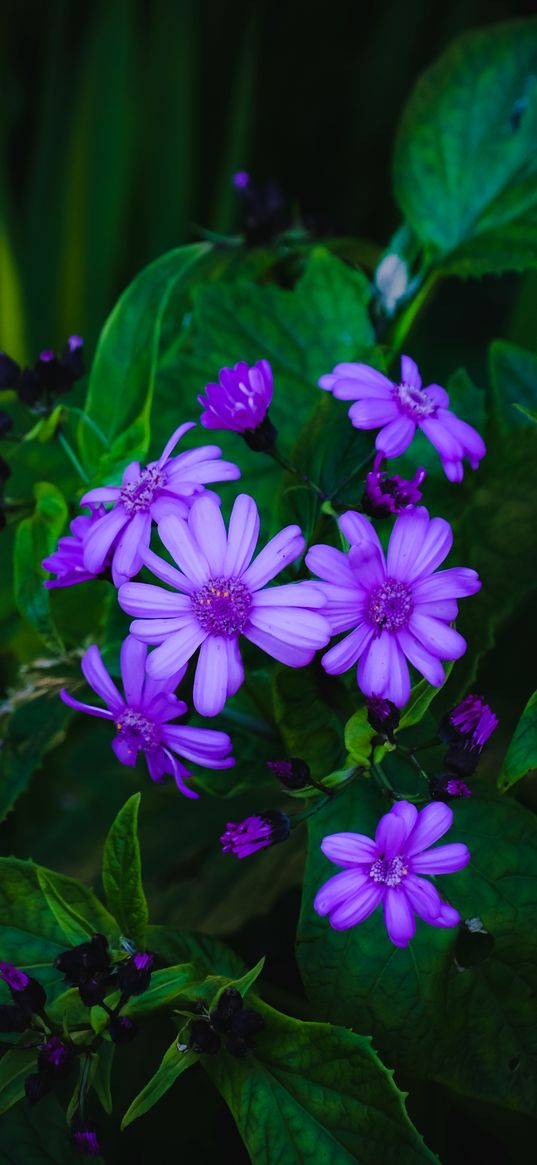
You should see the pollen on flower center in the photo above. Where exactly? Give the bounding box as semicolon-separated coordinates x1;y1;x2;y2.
368;577;413;634
192;576;252;637
120;466;165;514
116;708;161;752
394;381;437;420
369;854;408;886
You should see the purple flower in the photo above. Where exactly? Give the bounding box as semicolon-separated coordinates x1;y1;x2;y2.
198;360;275;449
71;1126;101;1157
430;775;472;801
80;422;241;587
448;694;498;750
42;505;110;589
306;507;481;707
362;453;426;518
116;951;154;995
60;637;234;798
221;810;291;858
0;961;47;1012
118;492;330;717
314;800;470;947
320;355;486;482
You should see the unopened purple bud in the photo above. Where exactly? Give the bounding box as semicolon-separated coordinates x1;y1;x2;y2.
232;170;251;190
190;1018;221;1054
39;349;55;363
0;962;46;1013
71;1126;102;1157
116;951;154;996
448;694;498;750
133;951;154;973
198;360;274;445
362;454;426;518
0;1003;29;1032
108;1015;138;1044
267;757;310;790
210;987;243;1034
366;696;400;740
0;962;30;992
67;335;84;351
429;775;472;802
446;778;472;798
38;1035;74;1080
0;352;21;389
220;811;290;859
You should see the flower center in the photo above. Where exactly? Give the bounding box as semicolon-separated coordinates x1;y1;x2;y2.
369;855;408;886
191;576;252;637
368;578;413;634
394;381;437;419
116;708;161;752
120;466;164;514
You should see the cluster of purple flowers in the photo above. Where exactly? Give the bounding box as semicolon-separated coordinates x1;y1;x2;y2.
43;349;489;947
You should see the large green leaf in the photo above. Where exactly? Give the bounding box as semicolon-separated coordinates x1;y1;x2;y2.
13;481;68;653
394;20;537;275
272;662;347;779
0;1093;85;1163
0;678;73;823
146;925;246;980
205;998;437;1164
298;781;537;1115
0;1049;36;1116
79;242;213;475
499;690;537;792
121;1044;198;1129
489;340;537;433
102;793;148;947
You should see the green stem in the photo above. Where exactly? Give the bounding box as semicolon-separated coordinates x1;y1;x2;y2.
293;794;333;827
57;432;90;485
389;271;439;359
64;406;110;449
330;448;376;502
371;762;395;799
268;447;327;501
395;743;430;782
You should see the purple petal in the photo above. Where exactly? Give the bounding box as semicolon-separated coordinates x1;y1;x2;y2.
193;635;230;716
120;636;147;706
112;511;151;585
122;461;142;485
314;869;368;916
412;568;481;602
338;511;382;552
60;691;115;720
329;881;384;930
320;833;377;867
383;888;416;947
390;801;418;840
348;399;400;428
400;355;422;390
348;542;386;591
375;416;416;458
82;645;124;711
145;622;207;679
112;735;137;767
139;545;192;591
161;723;234;767
397;628;446;686
243;623;313;667
248;606;330;649
225;637;244;696
129;616;193;644
328;363;393;398
252;582;327;608
411;843;470;875
118;582;192;618
417;599;458;622
410;516;453;580
439;411;486;466
403;874;442;923
424;383;449;408
168;457;240;485
157;421;196;468
318;588;365;634
406;802;453;856
410;613;466;660
83;507;129;573
242;526;304;590
386;507;428;580
436;901;461;928
149;496;190;523
305;544;355;586
188;495;228;573
419;417;463;462
158;515;210;585
375;809;409;859
80;487;121;504
357;633;411;707
223;494;260;576
322;624;374;675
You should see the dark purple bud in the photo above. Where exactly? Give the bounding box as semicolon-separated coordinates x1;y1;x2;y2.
429;775;472;802
445;741;480;776
0;352;21;390
55;934;110;985
267;757;310;790
235;176;290;246
108;1015;138;1044
0;411;13;436
0;962;30;991
0;962;47;1012
242;414;278;453
366;696;400;741
220;811;291;859
232;170;251;190
37;1035;75;1080
71;1125;102;1157
25;1072;51;1105
78;976;108;1007
190;1018;221;1055
210;987;243;1034
0;1003;29;1032
61;336;85;380
362;453;426;519
229;1007;264;1039
67;335;84;351
447;694;498;750
16;368;41;407
116;951;154;996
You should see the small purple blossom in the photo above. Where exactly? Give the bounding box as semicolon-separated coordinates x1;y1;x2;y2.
80;422;240;587
198;360;275;448
221;811;291;858
60;637;234;797
0;962;29;991
118;492;330;717
116;951;154;995
71;1126;101;1157
448;694;498;750
42;505;110;589
320;355;486;482
429;774;473;801
267;757;311;790
362;453;426;518
314;800;469;947
446;778;472;798
232;170;251;189
306;507;481;707
0;961;46;1012
38;1035;74;1080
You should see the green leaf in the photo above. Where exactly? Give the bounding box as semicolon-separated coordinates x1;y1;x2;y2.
272;663;346;779
204;998;436;1164
79;242;212;475
102;793;148;947
146;925;246;980
298;781;537;1116
23;404;64;444
399;666;454;731
13;481;68;653
211;956;265;1009
91;964;200;1031
0;1093;88;1163
344;705;377;766
394;19;537;275
499;691;537;791
121;1043;198;1129
490;340;537;432
0;1049;37;1116
0;681;73;823
37;868;115;948
92;1040;115;1114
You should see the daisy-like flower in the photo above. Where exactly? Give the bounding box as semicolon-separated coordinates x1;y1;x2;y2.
60;637;234;797
320;355;486;482
118;492;331;717
198;360;276;451
306;507;481;707
42;505;109;589
79;422;241;587
314;800;470;947
220;811;291;858
441;692;498;777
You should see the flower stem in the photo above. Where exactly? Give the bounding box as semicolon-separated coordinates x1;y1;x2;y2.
268;447;327;500
57;432;90;485
64;406;110;449
389;270;439;358
329;448;376;502
395;743;430;782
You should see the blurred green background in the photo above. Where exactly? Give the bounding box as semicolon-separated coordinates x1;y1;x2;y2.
0;0;535;362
